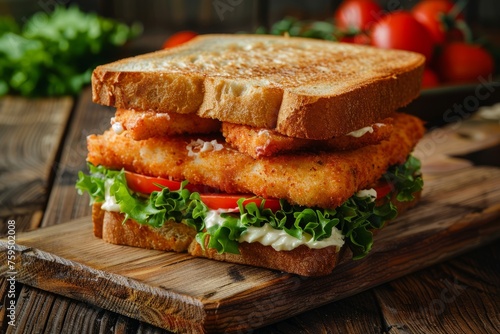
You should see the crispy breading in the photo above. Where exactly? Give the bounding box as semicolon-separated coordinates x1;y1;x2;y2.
112;108;221;140
87;113;424;209
222;118;394;158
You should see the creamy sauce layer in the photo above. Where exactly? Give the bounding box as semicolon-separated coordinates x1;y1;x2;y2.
355;188;377;202
347;123;385;138
186;139;224;157
205;210;345;251
101;179;121;212
111;120;125;135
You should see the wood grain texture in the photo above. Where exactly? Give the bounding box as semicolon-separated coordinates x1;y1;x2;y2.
0;278;172;334
261;291;384;334
375;242;500;334
1;165;499;333
0;96;73;233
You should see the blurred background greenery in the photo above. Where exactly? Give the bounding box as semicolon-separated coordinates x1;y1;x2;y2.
2;0;499;35
1;0;499;100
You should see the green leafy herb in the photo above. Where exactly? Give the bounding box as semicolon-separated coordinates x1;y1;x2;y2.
76;156;423;260
0;6;141;97
256;17;339;41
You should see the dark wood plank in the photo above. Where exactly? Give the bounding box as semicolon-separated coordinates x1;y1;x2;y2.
0;279;172;334
0;96;73;233
1;164;499;333
375;242;500;334
42;88;115;227
260;291;383;333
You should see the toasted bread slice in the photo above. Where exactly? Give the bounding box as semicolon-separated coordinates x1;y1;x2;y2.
92;204;196;252
92;34;425;140
112;108;221;140
222;117;394;158
87;113;424;209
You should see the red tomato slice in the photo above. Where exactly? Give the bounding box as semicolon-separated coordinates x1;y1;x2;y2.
125;171;180;193
125;171;391;211
124;171;281;211
373;181;393;199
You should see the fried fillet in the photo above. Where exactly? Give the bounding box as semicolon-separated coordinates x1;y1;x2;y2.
222;118;394;158
112;108;221;140
87;113;424;209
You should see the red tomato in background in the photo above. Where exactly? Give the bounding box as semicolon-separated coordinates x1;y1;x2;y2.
162;31;197;48
339;33;371;45
435;42;495;83
412;0;463;45
421;68;440;89
353;32;371;45
334;0;383;32
371;12;435;62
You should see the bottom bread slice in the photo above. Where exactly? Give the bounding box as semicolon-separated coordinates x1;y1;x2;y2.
92;204;197;253
91;190;420;276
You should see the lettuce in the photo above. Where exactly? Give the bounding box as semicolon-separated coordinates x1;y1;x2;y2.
76;156;423;260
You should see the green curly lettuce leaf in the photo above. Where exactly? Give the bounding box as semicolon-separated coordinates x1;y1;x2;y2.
383;155;423;202
76;155;423;260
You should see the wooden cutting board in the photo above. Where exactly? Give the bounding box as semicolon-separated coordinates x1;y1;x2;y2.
1;162;499;333
1;112;500;333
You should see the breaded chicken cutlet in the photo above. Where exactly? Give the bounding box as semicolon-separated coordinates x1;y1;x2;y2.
87;113;423;209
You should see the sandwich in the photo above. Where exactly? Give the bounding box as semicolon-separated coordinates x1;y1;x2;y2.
76;34;426;276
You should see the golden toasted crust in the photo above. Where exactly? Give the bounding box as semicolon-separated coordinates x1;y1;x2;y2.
113;108;221;140
222;117;394;158
92;34;425;140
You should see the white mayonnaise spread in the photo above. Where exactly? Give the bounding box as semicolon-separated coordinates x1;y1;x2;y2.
355;188;377;202
205;210;344;251
347;123;385;138
101;179;121;212
204;208;238;228
111;121;125;135
240;223;344;251
257;129;271;137
186;139;224;158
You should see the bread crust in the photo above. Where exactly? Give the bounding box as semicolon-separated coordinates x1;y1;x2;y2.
92;34;425;140
276;67;423;139
189;240;344;277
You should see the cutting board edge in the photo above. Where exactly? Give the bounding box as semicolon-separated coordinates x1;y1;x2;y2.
0;242;209;333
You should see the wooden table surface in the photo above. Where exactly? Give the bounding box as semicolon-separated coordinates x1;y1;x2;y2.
1;80;500;332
